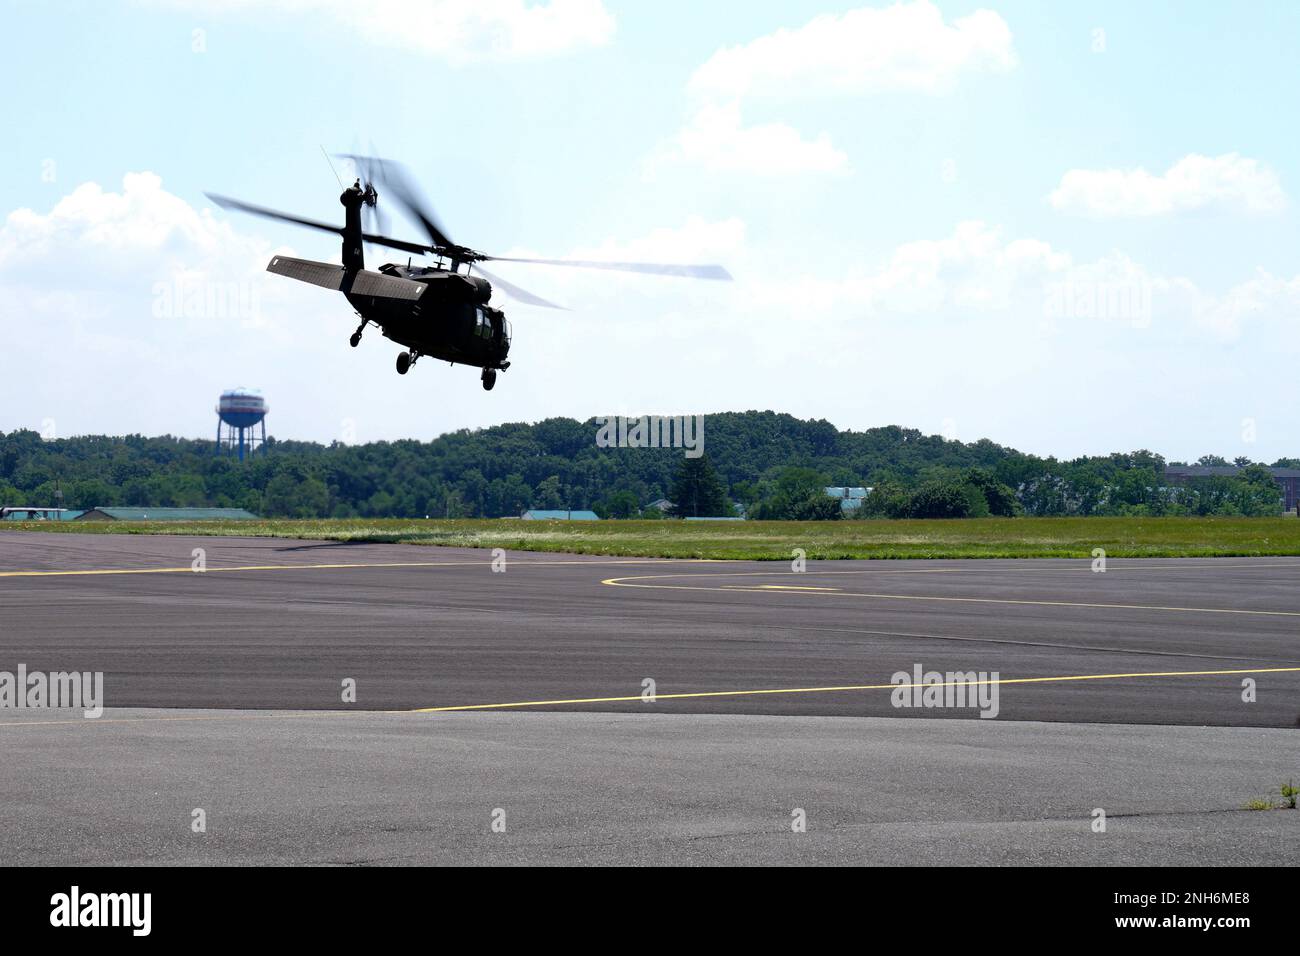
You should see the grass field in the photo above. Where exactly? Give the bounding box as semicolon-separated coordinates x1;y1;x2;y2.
3;516;1300;560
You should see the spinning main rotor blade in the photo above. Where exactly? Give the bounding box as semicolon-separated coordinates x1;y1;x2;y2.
337;154;456;252
474;266;566;310
205;192;433;256
217;158;733;291
483;257;732;280
369;202;391;237
336;156;733;282
358;231;430;256
206;193;341;236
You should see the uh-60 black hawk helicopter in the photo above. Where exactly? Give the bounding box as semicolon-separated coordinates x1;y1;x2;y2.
207;156;731;390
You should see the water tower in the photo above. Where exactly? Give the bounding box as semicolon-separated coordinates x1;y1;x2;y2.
215;388;268;461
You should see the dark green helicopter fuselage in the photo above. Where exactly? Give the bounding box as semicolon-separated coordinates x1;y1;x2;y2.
338;184;509;370
345;266;510;370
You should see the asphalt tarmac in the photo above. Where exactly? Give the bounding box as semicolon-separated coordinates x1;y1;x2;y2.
1;532;1298;724
1;532;1297;864
1;708;1296;866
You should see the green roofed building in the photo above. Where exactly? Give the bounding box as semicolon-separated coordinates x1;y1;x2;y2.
75;507;259;521
520;509;599;521
0;508;84;521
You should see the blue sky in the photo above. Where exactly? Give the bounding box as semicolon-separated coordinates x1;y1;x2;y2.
2;0;1298;462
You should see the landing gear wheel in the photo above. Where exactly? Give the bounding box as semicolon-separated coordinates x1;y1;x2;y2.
396;351;411;375
481;369;497;391
349;332;361;348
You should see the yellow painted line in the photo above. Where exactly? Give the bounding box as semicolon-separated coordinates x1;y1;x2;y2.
602;575;1300;618
5;556;1299;581
4;665;1298;726
755;584;840;591
0;557;720;579
409;665;1300;712
608;562;1300;581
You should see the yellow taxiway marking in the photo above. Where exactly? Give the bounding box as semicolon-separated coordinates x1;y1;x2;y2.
409;665;1300;712
0;557;715;579
4;555;1299;581
602;574;1300;618
754;584;840;591
3;665;1298;727
610;561;1300;582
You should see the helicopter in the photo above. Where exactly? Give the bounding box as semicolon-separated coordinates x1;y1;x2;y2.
206;156;732;390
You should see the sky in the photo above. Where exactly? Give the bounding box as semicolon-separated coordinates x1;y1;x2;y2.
1;0;1298;462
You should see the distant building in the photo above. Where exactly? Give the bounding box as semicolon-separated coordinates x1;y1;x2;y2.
824;486;871;513
684;516;745;521
520;509;600;521
0;507;82;521
644;498;673;513
1163;466;1300;511
75;507;259;521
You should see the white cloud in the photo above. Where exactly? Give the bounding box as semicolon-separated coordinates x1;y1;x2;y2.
562;215;747;265
0;171;283;337
1049;153;1287;217
728;221;1296;350
497;217;1297;349
1200;269;1300;338
1;172;254;267
648;102;848;176
147;0;615;63
689;0;1016;101
652;1;1014;177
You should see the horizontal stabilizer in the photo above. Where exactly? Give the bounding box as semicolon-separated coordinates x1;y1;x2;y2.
266;256;426;301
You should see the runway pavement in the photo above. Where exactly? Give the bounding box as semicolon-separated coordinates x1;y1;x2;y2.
3;709;1297;865
1;532;1299;724
1;532;1297;865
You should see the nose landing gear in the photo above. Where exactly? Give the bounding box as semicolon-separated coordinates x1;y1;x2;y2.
481;368;497;391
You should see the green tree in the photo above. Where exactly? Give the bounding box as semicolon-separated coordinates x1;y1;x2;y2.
533;475;564;511
0;480;22;506
907;480;971;519
262;473;330;517
750;466;840;520
962;467;1020;517
596;490;641;519
669;454;729;517
2;416;1292;524
786;493;843;521
856;481;905;519
1233;465;1283;516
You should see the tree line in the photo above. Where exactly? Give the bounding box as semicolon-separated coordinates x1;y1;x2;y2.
0;412;1291;520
